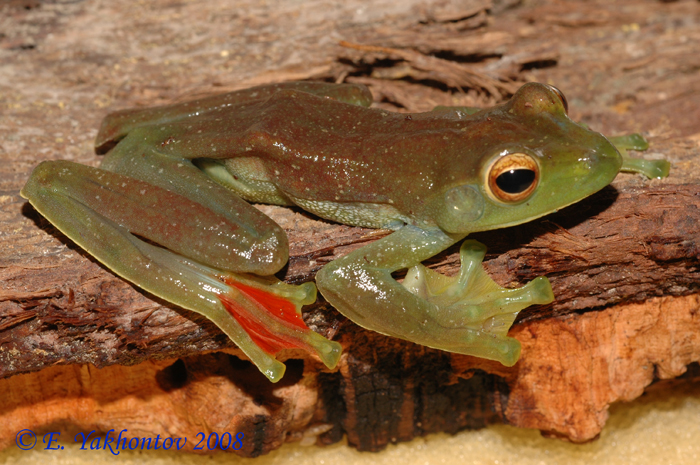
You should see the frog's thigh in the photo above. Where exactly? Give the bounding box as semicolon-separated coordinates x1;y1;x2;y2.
29;160;287;275
98;132;289;274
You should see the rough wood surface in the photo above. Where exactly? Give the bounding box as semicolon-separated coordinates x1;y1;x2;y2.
2;294;699;453
1;0;700;455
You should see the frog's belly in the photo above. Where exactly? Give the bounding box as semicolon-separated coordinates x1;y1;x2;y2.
286;195;409;230
197;158;409;229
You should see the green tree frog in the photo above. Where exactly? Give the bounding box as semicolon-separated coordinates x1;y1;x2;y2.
21;82;669;382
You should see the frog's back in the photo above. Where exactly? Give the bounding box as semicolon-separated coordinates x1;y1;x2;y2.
96;82;496;228
95;81;373;154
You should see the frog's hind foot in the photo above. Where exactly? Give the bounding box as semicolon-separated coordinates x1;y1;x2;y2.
162;259;342;382
215;272;342;375
123;247;342;382
402;240;553;366
127;249;343;382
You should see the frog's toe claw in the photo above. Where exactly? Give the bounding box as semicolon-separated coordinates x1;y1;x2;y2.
402;239;553;366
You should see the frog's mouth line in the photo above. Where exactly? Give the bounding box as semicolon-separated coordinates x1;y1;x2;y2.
477;166;620;232
484;193;601;232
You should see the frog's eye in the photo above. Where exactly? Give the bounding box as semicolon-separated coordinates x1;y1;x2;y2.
487;153;539;203
547;85;568;114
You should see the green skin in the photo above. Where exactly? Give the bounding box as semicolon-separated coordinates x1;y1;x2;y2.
21;82;669;382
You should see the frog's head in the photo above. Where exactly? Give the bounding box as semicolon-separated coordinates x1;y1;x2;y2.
434;82;623;234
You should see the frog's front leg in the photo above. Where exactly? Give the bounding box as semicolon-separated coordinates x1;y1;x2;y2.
22;157;341;382
316;226;553;366
608;133;670;178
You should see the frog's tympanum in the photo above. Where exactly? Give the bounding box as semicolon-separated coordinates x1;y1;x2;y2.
22;82;669;381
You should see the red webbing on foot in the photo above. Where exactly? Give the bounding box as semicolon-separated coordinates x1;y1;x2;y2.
218;278;309;354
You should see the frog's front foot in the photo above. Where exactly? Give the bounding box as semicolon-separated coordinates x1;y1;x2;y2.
402;240;554;366
609;133;670;178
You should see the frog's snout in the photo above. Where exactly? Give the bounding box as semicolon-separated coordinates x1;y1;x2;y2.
595;137;624;175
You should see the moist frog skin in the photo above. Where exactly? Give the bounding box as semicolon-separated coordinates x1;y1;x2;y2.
21;82;669;382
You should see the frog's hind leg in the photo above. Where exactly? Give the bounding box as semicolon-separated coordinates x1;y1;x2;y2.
21;160;341;382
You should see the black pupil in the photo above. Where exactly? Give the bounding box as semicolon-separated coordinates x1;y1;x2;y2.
495;169;536;194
